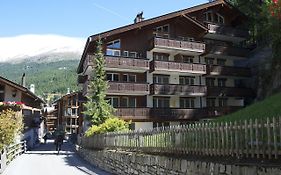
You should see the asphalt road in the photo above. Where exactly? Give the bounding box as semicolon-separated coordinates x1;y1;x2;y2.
3;140;112;175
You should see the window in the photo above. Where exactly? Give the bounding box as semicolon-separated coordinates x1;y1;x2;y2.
107;73;119;81
106;97;119;108
182;55;194;63
72;96;77;106
0;84;4;101
179;76;195;85
129;52;137;58
153;52;169;61
123;74;136;82
217;59;226;66
153;122;170;128
121;97;136;107
107;40;120;49
153;75;169;84
206;98;216;107
204;11;224;24
123;51;129;57
180;98;195;108
218;78;226;87
218;98;228;107
206;78;215;87
155;24;170;38
153;97;170;108
106;49;120;56
204;11;213;22
205;57;214;65
214;13;224;24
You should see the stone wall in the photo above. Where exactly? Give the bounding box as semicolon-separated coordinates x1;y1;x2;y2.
77;146;281;175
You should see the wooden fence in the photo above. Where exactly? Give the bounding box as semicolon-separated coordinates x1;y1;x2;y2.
81;117;281;160
0;141;26;174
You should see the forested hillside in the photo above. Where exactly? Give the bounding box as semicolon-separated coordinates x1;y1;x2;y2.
0;60;80;101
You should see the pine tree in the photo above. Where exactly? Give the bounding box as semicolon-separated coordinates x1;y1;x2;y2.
83;39;115;126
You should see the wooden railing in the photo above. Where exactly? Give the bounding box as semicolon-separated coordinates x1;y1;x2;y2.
207;23;249;38
0;141;26;173
84;55;149;72
108;82;149;94
151;37;205;53
81;117;281;160
115;108;150;120
150;60;206;73
206;45;250;58
150;108;207;120
150;84;207;95
206;65;251;77
207;86;255;97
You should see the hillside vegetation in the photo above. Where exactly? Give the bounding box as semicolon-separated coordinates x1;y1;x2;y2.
216;92;281;122
0;60;80;101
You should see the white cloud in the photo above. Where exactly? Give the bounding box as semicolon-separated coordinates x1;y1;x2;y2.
0;34;85;62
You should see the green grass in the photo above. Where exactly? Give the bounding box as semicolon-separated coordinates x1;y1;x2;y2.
216;92;281;122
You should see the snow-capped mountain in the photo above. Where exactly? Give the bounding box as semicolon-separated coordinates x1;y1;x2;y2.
0;34;85;63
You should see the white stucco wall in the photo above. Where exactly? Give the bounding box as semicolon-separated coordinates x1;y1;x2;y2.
135;122;153;130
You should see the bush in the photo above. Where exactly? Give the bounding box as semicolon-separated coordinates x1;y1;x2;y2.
0;109;23;150
85;117;129;137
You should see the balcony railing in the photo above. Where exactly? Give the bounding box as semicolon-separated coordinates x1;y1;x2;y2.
150;108;207;120
206;65;251;77
115;108;150;120
206;45;250;58
150;60;206;74
207;87;255;97
150;37;205;53
108;82;149;94
207;23;249;39
84;55;149;72
150;84;207;96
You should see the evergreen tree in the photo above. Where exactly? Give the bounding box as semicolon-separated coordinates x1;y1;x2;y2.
83;39;115;126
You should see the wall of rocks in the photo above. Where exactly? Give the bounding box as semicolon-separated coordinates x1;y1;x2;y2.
77;146;281;175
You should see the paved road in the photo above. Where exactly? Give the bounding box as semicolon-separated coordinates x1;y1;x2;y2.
3;140;111;175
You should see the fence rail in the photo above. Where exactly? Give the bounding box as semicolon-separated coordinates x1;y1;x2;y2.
81;117;281;160
0;141;26;173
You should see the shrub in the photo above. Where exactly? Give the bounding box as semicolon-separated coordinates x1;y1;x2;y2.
85;117;129;137
0;109;23;150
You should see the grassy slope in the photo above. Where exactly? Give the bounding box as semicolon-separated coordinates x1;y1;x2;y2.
216;92;281;122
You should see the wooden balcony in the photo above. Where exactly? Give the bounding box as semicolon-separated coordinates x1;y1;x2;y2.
150;37;205;55
206;23;249;42
108;82;149;95
115;108;150;121
206;106;242;117
84;55;149;73
206;45;250;59
207;87;255;97
206;65;251;77
150;108;207;120
150;84;207;96
150;60;206;74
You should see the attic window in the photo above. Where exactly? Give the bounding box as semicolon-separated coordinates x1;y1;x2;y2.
0;84;4;101
155;24;170;38
107;39;121;49
204;11;224;24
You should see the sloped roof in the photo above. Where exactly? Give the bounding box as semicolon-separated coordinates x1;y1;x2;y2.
77;0;240;73
0;76;45;104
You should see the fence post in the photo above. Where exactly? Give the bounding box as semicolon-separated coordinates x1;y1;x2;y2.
272;117;278;159
0;149;7;174
266;117;272;159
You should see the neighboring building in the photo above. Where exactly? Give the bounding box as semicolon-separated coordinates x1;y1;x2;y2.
53;92;85;135
43;106;57;132
77;0;255;130
0;76;45;148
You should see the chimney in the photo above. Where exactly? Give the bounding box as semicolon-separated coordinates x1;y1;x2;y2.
30;84;35;93
134;11;144;23
21;73;26;87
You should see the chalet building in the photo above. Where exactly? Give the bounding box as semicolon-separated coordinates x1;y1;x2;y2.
0;76;45;148
53;92;85;135
77;0;255;130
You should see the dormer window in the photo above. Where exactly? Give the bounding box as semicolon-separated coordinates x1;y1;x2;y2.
106;39;121;56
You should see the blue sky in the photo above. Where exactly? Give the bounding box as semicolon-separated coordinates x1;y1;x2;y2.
1;0;208;38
